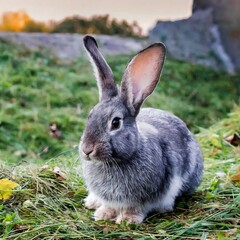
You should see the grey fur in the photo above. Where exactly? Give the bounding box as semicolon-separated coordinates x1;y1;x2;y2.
83;36;118;101
79;35;203;224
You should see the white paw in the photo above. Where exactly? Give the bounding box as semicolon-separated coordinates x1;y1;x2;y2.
84;194;101;210
116;211;145;224
94;205;117;221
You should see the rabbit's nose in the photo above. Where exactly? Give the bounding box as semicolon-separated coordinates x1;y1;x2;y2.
82;143;94;156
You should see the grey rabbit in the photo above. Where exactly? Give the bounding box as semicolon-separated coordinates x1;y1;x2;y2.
79;35;203;224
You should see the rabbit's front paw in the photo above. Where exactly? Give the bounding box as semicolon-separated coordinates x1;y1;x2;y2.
84;194;101;210
116;211;145;224
94;205;117;221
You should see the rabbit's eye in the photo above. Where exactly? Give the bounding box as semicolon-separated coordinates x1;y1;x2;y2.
111;117;121;130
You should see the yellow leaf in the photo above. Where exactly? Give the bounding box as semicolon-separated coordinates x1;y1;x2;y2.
0;179;19;200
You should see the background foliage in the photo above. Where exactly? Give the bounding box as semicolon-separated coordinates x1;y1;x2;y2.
0;10;142;37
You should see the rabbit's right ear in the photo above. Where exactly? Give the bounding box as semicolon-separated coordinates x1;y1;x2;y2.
120;43;165;116
83;36;118;101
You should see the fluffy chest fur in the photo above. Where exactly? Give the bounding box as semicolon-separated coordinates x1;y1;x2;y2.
82;148;171;206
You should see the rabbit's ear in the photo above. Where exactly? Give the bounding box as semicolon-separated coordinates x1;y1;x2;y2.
83;36;118;101
120;43;165;115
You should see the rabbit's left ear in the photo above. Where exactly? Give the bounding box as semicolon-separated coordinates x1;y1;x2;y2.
120;43;165;116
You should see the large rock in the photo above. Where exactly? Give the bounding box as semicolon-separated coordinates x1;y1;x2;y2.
193;0;240;70
0;33;145;62
149;9;223;71
150;0;240;73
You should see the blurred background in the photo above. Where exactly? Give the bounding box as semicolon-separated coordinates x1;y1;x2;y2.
0;0;239;163
0;0;240;73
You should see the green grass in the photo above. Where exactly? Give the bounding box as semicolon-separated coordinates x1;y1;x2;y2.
0;40;239;239
1;108;239;239
0;40;239;164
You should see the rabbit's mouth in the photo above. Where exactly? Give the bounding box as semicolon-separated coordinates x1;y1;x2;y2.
79;141;116;162
82;151;118;163
81;152;91;161
80;148;103;162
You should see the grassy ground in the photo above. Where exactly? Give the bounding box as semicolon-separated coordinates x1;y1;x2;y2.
0;40;240;239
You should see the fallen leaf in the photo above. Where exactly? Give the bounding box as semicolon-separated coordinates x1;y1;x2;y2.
39;165;67;180
14;224;31;231
231;165;240;183
0;179;19;200
49;122;61;139
225;133;240;146
53;167;67;180
211;148;221;154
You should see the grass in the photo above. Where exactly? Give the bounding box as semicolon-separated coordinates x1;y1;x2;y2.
0;40;239;239
0;40;239;164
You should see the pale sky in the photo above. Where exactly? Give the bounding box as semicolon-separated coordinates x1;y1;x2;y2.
0;0;193;33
